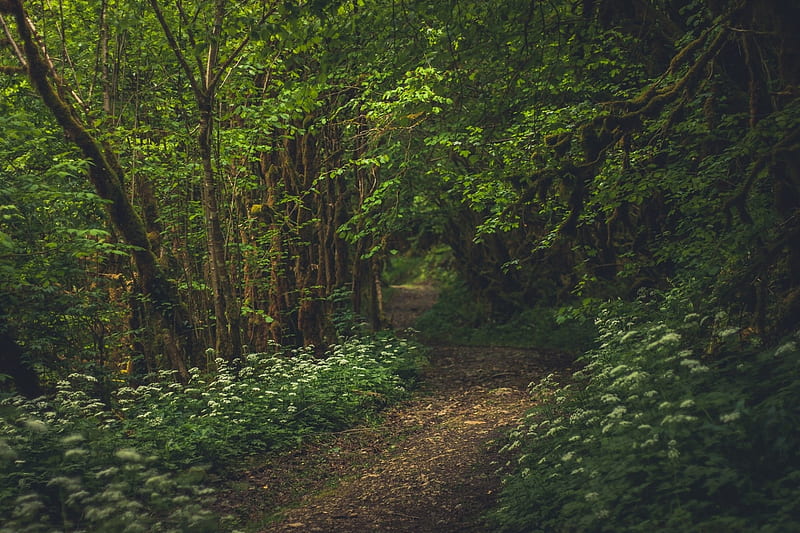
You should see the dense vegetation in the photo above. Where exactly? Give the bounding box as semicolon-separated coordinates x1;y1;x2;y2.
0;335;423;531
491;292;800;531
1;0;798;530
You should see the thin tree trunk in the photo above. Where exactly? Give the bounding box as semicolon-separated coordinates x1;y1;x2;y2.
148;0;248;361
98;0;111;115
260;153;289;345
198;97;242;361
199;2;241;359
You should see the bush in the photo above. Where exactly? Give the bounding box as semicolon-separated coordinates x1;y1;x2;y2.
0;333;425;532
415;282;595;353
115;334;424;468
491;289;800;532
0;374;220;533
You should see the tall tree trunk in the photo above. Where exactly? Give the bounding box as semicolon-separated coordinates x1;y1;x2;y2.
198;97;242;361
292;123;328;347
98;0;111;115
149;0;246;361
3;0;192;379
258;153;289;345
350;110;384;327
255;119;341;348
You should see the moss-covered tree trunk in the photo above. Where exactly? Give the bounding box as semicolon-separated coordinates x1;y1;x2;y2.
252;112;356;348
3;0;193;378
259;153;295;346
349;111;386;330
275;121;331;347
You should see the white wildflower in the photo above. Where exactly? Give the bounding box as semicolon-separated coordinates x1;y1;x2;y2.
23;419;48;433
720;411;741;423
775;341;796;357
646;332;681;351
608;406;627;419
60;433;85;445
64;448;89;459
115;448;143;462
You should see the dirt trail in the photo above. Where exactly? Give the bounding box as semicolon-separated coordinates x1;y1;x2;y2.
220;284;568;532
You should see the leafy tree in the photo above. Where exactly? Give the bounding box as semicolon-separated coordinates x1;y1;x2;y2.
0;74;134;394
350;0;800;336
1;0;197;379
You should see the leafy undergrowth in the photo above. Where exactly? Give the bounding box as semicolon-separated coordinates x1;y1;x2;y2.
213;283;571;532
234;343;566;532
491;289;800;532
415;282;596;353
0;333;425;533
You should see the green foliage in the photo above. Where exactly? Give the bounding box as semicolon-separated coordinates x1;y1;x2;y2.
383;245;457;286
0;333;424;532
0;376;221;533
0;89;131;381
491;290;800;532
415;282;595;353
328;287;369;338
116;335;423;469
4;1;800;529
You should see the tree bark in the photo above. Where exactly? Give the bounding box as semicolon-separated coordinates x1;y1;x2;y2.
3;0;192;379
198;97;242;361
148;0;244;362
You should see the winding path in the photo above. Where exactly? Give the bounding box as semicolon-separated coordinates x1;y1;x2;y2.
220;284;568;532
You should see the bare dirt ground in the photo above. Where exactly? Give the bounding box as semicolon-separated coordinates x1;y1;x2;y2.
216;284;570;532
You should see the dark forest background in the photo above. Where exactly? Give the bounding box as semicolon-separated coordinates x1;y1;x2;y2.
1;0;799;531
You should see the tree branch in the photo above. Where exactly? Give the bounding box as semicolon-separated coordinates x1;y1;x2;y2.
207;1;276;92
4;0;194;376
0;12;27;68
148;0;202;97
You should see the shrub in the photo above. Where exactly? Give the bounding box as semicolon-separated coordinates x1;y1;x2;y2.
115;334;424;468
415;282;595;352
0;374;220;533
0;333;425;532
491;289;800;532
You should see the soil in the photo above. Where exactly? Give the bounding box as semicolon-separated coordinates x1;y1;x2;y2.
215;283;571;532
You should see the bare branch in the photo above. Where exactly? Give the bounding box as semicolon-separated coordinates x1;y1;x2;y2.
0;12;27;68
148;0;202;97
174;0;204;81
207;0;277;92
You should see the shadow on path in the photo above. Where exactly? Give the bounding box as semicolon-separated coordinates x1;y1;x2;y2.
219;284;569;532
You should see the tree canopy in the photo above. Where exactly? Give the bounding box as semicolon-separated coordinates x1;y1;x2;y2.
1;0;799;529
2;0;797;381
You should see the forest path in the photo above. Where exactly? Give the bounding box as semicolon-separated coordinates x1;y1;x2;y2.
219;284;568;532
